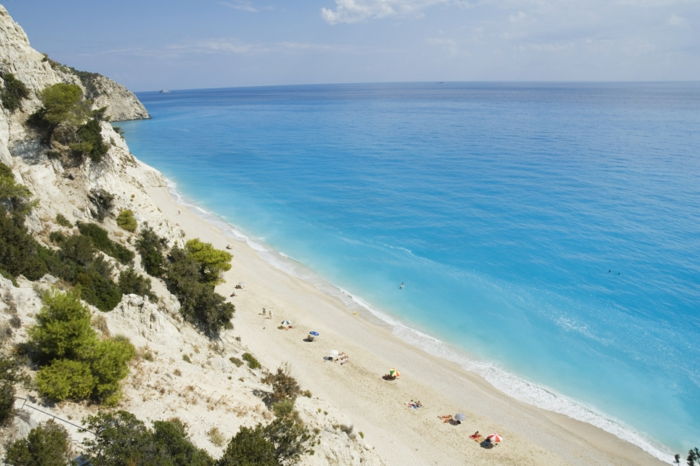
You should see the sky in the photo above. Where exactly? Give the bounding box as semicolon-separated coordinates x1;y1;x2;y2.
3;0;699;91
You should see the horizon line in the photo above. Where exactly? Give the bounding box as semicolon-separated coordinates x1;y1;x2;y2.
136;79;700;94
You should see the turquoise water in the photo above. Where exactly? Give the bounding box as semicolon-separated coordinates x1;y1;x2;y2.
119;82;700;460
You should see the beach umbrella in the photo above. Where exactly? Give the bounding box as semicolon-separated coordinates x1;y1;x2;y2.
329;350;339;359
454;413;465;422
486;433;503;444
388;368;400;378
281;320;292;326
309;331;320;337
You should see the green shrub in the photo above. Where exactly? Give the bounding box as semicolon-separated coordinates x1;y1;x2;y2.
77;222;133;264
185;239;232;285
218;425;277;466
118;267;154;300
38;83;87;126
82;411;214;466
81;411;156;465
136;227;167;277
242;353;260;370
165;248;234;337
48;234;123;312
116;209;137;232
29;290;134;403
0;162;34;217
0;382;14;425
153;418;214;466
263;415;315;465
48;231;65;244
3;420;72;466
28;290;96;364
74;118;108;162
0;72;29;112
0;211;50;281
36;358;94;401
75;258;123;312
0;356;27;426
271;399;295;419
262;365;301;405
55;213;71;227
88;337;135;402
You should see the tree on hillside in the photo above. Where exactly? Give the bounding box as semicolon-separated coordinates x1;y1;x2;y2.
38;83;87;126
3;420;72;466
28;290;135;403
218;426;278;466
82;411;214;466
185;239;232;285
28;290;96;364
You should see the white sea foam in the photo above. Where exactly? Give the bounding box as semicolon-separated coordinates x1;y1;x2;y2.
166;181;675;464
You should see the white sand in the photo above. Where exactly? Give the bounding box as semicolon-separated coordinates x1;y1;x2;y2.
146;183;667;466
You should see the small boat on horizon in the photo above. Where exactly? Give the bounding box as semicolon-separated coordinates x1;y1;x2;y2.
159;89;171;94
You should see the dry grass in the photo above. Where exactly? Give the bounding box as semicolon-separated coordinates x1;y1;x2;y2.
207;426;226;447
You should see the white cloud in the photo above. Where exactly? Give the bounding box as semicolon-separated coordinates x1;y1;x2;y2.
165;39;357;56
321;0;455;24
218;1;261;13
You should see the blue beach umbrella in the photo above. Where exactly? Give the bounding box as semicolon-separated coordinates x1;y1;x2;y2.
309;331;320;337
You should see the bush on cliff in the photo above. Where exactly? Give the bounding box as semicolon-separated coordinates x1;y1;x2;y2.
0;356;27;426
38;83;88;126
0;162;34;217
50;235;123;312
29;290;134;403
185;239;232;285
73;118;108;162
77;222;133;264
81;411;214;466
119;267;155;300
136;227;167;277
218;426;278;466
29;83;110;166
165;247;234;337
116;209;137;232
0;72;29;112
3;420;72;466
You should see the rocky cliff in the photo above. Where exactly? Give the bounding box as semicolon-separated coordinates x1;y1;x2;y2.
0;5;382;465
0;5;148;122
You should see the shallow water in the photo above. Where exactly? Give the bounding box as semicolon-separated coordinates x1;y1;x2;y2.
120;82;700;459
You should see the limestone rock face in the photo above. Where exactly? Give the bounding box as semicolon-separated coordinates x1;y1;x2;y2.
0;4;148;121
0;7;386;466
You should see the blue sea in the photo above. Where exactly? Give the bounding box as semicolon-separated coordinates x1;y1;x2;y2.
119;82;700;460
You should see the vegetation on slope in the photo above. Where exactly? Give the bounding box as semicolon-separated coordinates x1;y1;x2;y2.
28;83;109;165
137;228;235;337
29;290;135;403
0;72;29;112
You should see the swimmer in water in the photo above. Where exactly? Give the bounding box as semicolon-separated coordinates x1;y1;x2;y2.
399;282;405;289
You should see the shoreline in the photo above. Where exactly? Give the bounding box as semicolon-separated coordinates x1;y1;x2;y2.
145;168;669;465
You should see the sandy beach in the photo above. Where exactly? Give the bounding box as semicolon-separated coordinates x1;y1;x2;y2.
144;182;667;466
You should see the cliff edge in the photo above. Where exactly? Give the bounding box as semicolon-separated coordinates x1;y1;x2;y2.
0;4;149;122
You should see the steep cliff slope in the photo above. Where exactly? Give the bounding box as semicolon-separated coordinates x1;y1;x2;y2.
0;5;148;122
0;5;383;464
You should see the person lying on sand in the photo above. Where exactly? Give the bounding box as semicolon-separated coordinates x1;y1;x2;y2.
407;400;422;409
438;414;461;425
338;352;349;365
469;431;482;441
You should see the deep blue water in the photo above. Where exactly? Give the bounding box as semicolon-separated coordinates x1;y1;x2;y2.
119;82;700;459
